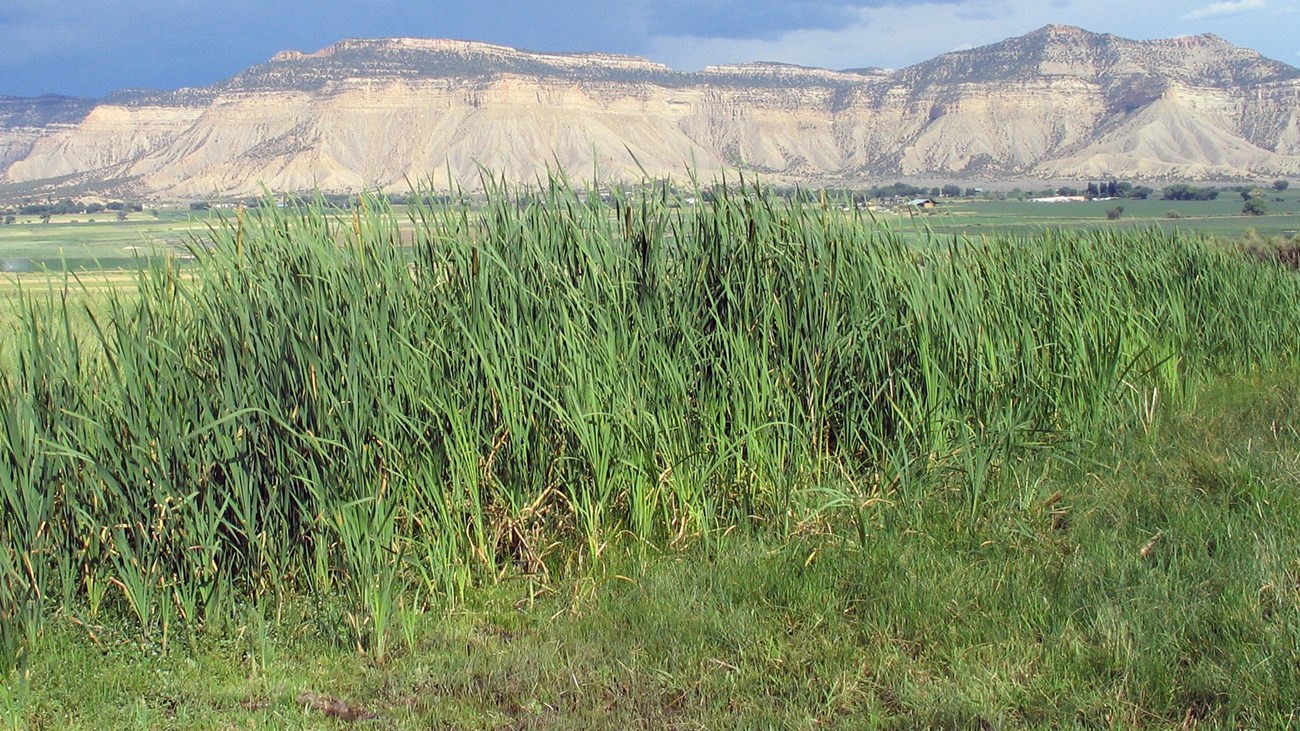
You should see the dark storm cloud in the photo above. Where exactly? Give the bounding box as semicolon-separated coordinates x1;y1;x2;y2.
0;0;646;97
3;0;952;97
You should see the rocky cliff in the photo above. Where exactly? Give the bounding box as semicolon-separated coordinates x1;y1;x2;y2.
2;25;1297;199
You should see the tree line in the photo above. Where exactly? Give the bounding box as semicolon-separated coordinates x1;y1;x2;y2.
2;199;144;222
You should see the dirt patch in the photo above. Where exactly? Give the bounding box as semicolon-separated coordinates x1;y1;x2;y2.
296;691;378;722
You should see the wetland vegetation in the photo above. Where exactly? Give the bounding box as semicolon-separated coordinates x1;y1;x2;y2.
1;177;1299;728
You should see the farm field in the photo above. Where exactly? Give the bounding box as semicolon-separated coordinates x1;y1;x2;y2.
2;188;1299;275
890;190;1300;240
0;211;203;273
2;181;1299;728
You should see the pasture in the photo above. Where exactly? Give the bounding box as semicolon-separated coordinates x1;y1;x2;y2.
1;181;1299;728
889;189;1300;240
2;187;1299;275
0;211;204;273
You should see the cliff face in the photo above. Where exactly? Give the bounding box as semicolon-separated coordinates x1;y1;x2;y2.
3;26;1298;199
0;96;99;172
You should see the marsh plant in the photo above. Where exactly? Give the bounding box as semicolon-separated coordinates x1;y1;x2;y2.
2;175;1299;667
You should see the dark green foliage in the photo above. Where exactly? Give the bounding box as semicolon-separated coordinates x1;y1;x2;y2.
870;181;929;199
16;200;142;216
1162;184;1221;201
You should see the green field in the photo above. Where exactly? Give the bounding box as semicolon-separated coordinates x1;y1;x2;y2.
0;211;204;272
2;189;1299;275
2;182;1299;728
889;190;1300;240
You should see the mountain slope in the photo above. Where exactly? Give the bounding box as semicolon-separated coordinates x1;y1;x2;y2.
0;95;98;172
2;26;1297;199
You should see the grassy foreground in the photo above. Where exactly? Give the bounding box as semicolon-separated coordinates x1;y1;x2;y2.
6;371;1300;729
2;179;1300;727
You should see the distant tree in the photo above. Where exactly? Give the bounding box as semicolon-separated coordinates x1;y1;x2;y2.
1106;180;1118;197
1243;198;1268;216
1273;180;1290;192
1106;206;1125;220
1087;182;1100;198
1162;184;1219;201
85;202;105;214
1057;186;1079;197
941;183;961;197
871;182;928;199
189;201;211;211
1131;185;1153;199
2;214;14;225
929;187;941;198
116;210;129;222
51;199;83;215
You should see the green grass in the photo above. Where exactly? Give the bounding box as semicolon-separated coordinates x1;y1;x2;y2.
2;178;1299;727
6;371;1298;729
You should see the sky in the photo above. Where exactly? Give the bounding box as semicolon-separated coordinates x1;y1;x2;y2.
1;0;1297;98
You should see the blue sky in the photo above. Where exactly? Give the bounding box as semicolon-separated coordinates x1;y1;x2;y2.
1;0;1296;97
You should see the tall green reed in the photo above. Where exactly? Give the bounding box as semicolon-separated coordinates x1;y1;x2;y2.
2;178;1298;667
